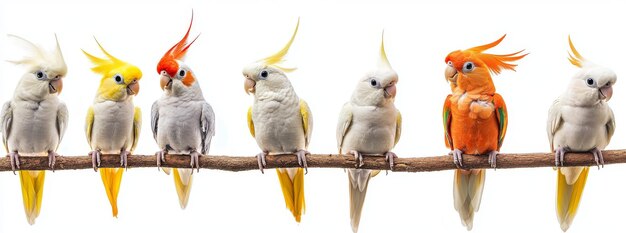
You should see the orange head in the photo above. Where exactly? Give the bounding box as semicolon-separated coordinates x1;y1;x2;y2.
157;11;199;90
444;34;527;95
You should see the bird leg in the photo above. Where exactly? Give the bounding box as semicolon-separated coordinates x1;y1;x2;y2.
256;151;268;174
590;147;604;169
88;149;102;172
8;151;20;174
48;150;58;171
385;151;398;173
120;148;130;170
296;149;310;174
488;150;499;169
554;146;570;167
450;149;464;168
350;150;364;168
190;150;201;174
155;149;167;171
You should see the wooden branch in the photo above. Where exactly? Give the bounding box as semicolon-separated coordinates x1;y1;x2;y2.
1;150;626;172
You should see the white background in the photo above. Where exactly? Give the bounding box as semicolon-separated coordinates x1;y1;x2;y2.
1;1;626;232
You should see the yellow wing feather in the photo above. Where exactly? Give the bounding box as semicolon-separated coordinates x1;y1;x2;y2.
299;99;313;148
85;107;94;147
131;107;142;152
247;106;255;138
394;110;402;146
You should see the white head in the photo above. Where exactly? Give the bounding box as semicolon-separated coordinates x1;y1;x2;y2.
243;18;299;97
565;36;616;106
351;32;398;107
8;34;67;101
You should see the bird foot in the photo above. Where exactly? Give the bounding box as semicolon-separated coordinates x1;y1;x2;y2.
488;150;499;169
120;149;130;170
190;151;201;174
89;150;102;172
48;150;58;171
296;149;309;174
350;150;364;168
451;149;464;168
256;151;268;174
155;149;167;171
590;147;604;170
554;146;570;167
385;151;398;174
8;151;20;174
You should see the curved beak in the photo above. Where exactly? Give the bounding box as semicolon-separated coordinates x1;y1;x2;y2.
445;66;458;84
384;82;396;98
244;77;256;95
127;79;139;96
160;73;173;90
49;78;63;95
600;84;613;101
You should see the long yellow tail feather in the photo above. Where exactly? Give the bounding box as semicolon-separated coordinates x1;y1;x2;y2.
173;168;193;209
276;168;305;222
556;167;589;232
19;170;45;225
100;168;124;217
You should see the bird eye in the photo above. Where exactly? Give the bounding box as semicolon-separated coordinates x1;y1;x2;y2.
586;78;596;87
114;74;124;84
178;69;186;77
447;61;453;67
462;62;475;73
260;70;269;79
35;70;47;80
370;79;378;87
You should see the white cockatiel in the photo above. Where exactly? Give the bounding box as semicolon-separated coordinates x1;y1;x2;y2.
243;18;312;223
152;14;215;209
547;36;616;232
1;34;68;225
336;33;401;233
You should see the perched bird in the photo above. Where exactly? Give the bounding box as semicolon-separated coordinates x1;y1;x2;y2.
443;35;526;230
152;13;215;209
83;39;142;217
242;18;311;222
547;36;616;232
336;32;400;233
1;34;68;225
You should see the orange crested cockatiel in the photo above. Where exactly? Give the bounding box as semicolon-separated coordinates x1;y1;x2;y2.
152;12;216;209
442;35;526;230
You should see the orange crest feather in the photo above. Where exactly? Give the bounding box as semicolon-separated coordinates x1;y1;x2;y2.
157;11;199;76
469;34;528;75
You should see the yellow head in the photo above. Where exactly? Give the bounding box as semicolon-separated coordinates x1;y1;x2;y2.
82;38;142;101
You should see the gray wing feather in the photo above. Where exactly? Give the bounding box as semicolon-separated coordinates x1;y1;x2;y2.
547;99;563;152
1;102;12;153
336;102;353;154
200;102;216;155
606;107;616;143
151;101;159;141
56;102;69;150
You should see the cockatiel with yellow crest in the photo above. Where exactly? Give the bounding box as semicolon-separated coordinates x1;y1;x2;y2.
547;36;616;232
242;18;312;223
83;39;142;217
151;13;215;209
442;35;526;230
1;34;68;225
336;32;400;233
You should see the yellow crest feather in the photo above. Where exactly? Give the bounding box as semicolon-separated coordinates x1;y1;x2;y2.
379;30;392;70
568;35;585;68
259;17;300;72
82;37;131;75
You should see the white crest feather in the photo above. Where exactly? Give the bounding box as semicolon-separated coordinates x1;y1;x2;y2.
7;34;67;76
378;30;392;70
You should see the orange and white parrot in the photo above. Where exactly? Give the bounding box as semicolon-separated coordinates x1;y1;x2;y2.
152;13;215;209
242;18;311;222
547;36;616;232
442;35;526;230
83;39;142;217
1;34;68;225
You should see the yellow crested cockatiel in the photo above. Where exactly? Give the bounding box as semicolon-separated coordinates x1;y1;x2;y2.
443;35;526;230
336;32;400;233
242;18;312;223
83;39;142;217
152;13;216;209
547;36;616;232
1;34;68;225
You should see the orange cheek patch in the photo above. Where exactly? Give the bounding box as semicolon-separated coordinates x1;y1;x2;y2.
182;72;195;86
